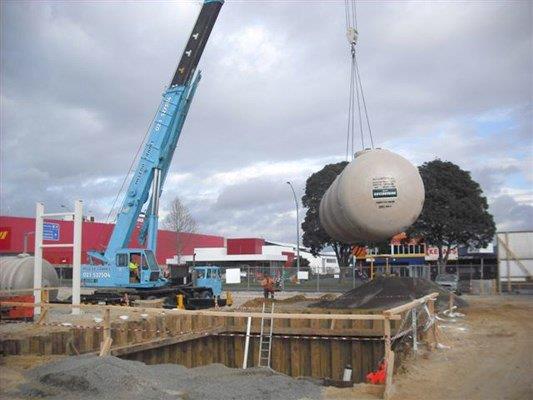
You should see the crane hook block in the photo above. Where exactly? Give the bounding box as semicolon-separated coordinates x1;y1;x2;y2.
346;27;358;46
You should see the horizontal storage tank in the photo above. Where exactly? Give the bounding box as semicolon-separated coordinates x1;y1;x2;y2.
319;148;425;243
0;254;60;300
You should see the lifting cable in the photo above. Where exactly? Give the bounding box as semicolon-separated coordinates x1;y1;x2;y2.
344;0;374;161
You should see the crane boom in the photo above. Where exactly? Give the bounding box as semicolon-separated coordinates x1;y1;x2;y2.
84;0;223;289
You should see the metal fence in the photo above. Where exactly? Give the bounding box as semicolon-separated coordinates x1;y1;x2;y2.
218;263;499;293
53;263;498;294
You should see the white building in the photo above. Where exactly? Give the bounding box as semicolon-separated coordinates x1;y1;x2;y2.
165;237;340;275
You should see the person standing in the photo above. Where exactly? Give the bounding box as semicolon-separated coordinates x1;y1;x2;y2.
261;274;275;299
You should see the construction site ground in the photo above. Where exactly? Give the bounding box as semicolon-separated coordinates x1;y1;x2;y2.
1;294;532;399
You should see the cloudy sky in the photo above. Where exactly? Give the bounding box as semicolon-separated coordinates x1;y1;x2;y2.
1;0;532;243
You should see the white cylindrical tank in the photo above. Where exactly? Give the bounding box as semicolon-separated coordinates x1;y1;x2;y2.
0;254;60;300
319;148;425;243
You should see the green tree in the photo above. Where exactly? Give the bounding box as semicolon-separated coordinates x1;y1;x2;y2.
301;162;353;266
407;159;496;273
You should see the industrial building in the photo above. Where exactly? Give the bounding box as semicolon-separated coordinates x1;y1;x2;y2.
166;238;340;275
0;215;224;265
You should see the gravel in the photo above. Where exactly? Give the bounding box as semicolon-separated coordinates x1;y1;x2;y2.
9;355;322;400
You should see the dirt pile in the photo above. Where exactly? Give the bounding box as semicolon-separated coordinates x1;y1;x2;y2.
240;294;310;308
10;355;322;400
310;276;467;311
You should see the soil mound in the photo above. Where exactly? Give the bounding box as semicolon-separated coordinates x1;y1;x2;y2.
310;276;467;311
240;294;309;308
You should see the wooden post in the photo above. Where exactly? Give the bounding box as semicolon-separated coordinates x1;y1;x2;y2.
448;293;454;313
427;299;436;351
383;350;395;400
505;232;511;293
36;304;49;325
383;315;391;360
99;307;113;356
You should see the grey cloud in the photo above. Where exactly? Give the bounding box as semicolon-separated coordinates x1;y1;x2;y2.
490;195;533;231
1;0;532;239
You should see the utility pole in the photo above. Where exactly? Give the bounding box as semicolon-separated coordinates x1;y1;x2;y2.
286;181;300;281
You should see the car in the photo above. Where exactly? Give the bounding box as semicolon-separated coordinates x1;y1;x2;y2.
435;273;461;295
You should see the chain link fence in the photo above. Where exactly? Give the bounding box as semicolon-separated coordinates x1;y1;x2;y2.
53;262;498;294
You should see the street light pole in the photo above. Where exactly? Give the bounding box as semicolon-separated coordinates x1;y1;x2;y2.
286;181;300;280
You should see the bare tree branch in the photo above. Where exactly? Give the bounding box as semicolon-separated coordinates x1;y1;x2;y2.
162;197;198;263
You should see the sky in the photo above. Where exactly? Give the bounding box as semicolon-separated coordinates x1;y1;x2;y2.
1;0;532;244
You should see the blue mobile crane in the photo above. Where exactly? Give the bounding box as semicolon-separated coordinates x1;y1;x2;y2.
79;0;225;309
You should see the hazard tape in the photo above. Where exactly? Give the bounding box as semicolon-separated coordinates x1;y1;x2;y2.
214;332;384;342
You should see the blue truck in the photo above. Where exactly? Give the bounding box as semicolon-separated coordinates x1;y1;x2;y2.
78;0;226;309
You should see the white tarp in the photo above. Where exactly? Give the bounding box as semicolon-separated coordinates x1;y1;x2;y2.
225;268;241;284
498;231;533;282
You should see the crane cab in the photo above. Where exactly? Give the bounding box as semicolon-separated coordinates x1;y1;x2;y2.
82;248;167;288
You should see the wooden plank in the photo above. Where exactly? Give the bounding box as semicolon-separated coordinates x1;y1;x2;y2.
330;339;342;380
234;334;244;368
383;316;391;360
99;337;113;357
310;320;321;378
320;339;331;379
352;340;364;383
0;302;401;320
290;337;301;377
383;293;438;315
106;327;225;357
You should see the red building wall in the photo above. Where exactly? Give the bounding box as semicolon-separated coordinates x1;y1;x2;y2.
227;238;265;255
0;216;224;265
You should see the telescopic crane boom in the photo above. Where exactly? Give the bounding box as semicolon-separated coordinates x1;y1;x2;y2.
82;0;223;289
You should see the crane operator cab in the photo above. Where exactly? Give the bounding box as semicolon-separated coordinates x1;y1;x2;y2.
82;249;168;288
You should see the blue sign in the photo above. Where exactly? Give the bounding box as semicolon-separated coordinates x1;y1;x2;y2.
43;222;60;241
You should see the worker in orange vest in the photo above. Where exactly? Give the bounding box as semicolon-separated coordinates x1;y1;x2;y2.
261;274;275;299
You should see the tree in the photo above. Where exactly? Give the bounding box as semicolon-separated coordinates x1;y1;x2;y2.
301;162;353;267
162;197;198;264
407;159;496;274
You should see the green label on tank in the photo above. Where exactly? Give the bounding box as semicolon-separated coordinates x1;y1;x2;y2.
373;188;397;198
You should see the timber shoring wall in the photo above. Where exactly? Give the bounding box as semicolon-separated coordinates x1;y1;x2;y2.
1;312;389;382
121;333;385;382
2;293;442;384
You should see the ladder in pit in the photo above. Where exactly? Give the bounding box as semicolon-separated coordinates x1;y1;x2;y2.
258;301;275;367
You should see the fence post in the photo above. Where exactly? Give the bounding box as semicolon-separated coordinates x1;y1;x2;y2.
317;271;320;293
247;266;250;291
427;298;437;351
34;202;44;315
72;200;83;315
411;307;418;354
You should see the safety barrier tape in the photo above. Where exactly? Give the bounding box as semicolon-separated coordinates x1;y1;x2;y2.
214;332;384;342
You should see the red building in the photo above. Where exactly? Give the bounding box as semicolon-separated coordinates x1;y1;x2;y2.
0;216;224;265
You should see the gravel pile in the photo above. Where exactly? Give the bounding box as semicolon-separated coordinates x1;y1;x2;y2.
10;355;322;400
310;276;467;311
